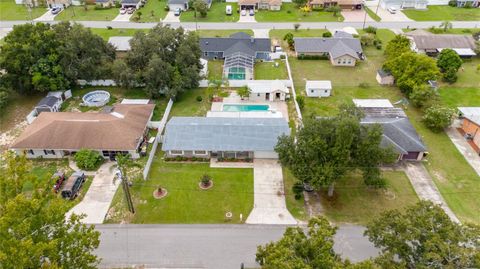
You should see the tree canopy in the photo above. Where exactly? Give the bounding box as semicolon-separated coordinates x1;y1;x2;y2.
113;24;202;99
384;34;411;60
0;152;101;268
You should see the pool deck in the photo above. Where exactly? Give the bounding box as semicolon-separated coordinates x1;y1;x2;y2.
211;93;289;121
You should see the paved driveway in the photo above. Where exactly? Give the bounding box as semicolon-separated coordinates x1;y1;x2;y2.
341;10;375;22
34;9;59;21
246;159;297;225
239;13;256;22
446;127;480;177
163;11;180;22
374;7;412;22
66;162;119;224
403;162;460;223
113;13;133;22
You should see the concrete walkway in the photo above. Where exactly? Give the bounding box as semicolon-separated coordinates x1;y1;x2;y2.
403;162;460;223
66;162;119;224
446;127;480;177
246;159;297;224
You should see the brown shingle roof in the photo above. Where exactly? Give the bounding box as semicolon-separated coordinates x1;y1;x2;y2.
406;32;476;50
11;104;155;151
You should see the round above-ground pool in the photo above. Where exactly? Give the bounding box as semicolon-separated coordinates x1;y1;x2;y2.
82;90;110;107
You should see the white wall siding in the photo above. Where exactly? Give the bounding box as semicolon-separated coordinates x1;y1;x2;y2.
254;151;278;159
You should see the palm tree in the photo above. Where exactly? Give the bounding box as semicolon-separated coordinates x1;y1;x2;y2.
440;21;452;33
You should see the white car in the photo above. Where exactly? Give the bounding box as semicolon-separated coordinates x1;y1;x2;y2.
241;9;246;16
120;7;127;14
387;7;397;14
226;5;232;15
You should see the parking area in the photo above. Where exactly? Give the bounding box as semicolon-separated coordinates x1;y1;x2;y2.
239;11;256;22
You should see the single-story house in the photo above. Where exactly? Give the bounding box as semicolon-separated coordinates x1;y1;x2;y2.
35;91;66;114
121;0;140;8
95;0;114;7
309;0;362;9
405;30;477;57
162;117;290;159
305;80;332;97
11;104;155;159
355;99;427;161
200;32;271;80
456;0;479;7
108;36;132;58
294;31;364;67
376;69;394;85
46;0;71;8
239;0;282;10
458;107;480;153
168;0;211;11
380;0;428;9
247;80;289;101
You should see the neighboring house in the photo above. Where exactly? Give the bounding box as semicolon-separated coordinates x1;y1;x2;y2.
108;36;132;58
121;0;140;8
239;0;282;10
247;80;289;101
354;99;427;161
294;31;364;67
11;104;155;159
309;0;362;9
305;80;332;97
405;30;477;57
456;0;479;7
168;0;211;11
46;0;72;8
376;69;394;85
458;107;480;153
380;0;428;9
162;117;290;159
200;32;271;80
95;0;114;7
34;91;66;115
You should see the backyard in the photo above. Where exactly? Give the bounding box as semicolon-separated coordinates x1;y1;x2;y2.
255;3;343;22
132;0;167;22
55;5;119;21
0;0;46;20
180;2;239;22
106;157;254;223
402;5;480;21
254;60;289;80
168;88;211;117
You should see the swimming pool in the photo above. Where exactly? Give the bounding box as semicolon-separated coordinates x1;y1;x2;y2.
222;104;270;112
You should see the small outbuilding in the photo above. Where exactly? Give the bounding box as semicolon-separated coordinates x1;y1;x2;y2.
305;80;332;97
376;69;394;85
247;80;289;101
34;91;66;114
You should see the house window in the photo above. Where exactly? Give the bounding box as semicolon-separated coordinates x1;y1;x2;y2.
342;59;346;64
170;150;183;155
28;149;34;155
204;52;208;57
257;93;260;97
311;89;315;93
324;90;328;93
337;59;341;64
194;150;207;155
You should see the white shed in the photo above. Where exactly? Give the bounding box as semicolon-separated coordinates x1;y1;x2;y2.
305;80;332;97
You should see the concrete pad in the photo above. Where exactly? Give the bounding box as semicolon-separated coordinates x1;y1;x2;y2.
34;9;59;21
66;162;119;224
239;13;256;22
374;7;412;22
253;29;270;38
341;10;375;22
403;162;460;223
112;13;133;22
246;159;297;224
445;127;480;177
163;11;180;22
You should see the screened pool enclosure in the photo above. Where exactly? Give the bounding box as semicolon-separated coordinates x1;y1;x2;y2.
223;52;254;80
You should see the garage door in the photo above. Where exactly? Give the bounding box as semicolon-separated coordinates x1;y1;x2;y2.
402;152;420;160
254;151;278;159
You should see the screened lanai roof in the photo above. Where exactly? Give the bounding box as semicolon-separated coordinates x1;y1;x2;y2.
224;52;254;74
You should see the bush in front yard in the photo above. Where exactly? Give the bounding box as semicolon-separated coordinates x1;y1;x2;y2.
422;105;455;132
74;149;104;171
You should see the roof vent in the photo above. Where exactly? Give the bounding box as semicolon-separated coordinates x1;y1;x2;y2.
205;41;209;45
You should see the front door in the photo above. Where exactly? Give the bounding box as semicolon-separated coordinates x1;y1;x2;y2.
275;92;281;100
265;93;270;101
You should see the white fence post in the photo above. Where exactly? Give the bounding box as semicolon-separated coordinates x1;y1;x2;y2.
285;55;303;122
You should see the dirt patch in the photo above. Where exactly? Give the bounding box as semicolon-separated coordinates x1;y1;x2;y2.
0;120;28;150
432;170;447;183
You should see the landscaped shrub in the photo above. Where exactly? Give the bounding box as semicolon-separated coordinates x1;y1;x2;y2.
107;26;113;30
201;174;212;187
280;55;286;59
322;32;332;37
448;0;457;6
74;149;104;171
365;26;377;35
196;96;203;102
422;105;455;132
298;54;329;60
296;95;305;110
164;5;170;11
376;44;382;50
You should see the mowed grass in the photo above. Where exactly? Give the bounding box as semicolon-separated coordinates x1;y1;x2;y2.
364;6;381;21
55;5;119;21
439;87;480;108
402;5;480;21
116;158;254;223
319;171;419;224
169;88;211;117
0;0;46;20
132;0;167;22
255;3;343;22
207;60;224;80
89;28;147;40
180;2;239;22
197;29;253;37
283;168;308;221
254;60;289;80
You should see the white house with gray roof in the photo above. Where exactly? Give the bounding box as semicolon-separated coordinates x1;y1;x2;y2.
294;31;364;67
162;117;290;159
168;0;212;11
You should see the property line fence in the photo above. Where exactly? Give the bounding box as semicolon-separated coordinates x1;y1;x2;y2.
284;55;303;122
142;98;174;180
198;79;293;88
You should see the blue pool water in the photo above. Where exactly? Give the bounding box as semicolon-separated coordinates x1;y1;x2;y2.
222;104;270;112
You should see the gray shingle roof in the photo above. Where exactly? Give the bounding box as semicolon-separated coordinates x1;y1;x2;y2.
406;31;476;50
294;36;363;59
168;0;188;4
162;117;290;152
200;33;271;57
36;96;59;108
121;0;139;4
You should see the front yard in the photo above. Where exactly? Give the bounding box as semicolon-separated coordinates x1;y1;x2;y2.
55;5;119;21
180;2;239;22
402;5;480;21
106;157;254;223
0;0;46;20
132;0;168;22
254;60;289;80
197;29;253;37
89;28;148;40
255;3;343;22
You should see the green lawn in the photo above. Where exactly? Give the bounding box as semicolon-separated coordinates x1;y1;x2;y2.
169;88;211;117
319;171;419;224
89;28;147;40
255;3;343;22
197;29;254;37
207;60;224;80
402;5;480;21
365;6;381;22
132;0;167;22
404;28;479;35
55;5;119;21
254;60;289;80
180;2;239;22
439;87;480;108
0;0;46;20
106;157;254;223
270;29;328;51
283;168;308;221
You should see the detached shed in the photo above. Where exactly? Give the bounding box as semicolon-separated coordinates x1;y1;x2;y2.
376;69;394;85
305;80;332;97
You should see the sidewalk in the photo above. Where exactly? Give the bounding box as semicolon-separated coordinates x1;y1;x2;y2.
445;127;480;177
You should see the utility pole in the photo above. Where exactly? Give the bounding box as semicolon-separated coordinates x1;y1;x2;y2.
362;3;367;29
116;155;135;214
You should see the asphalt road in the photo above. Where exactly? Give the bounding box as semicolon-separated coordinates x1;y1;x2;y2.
1;20;479;30
95;224;379;269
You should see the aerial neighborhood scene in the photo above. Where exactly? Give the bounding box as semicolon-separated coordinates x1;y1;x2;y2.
0;0;479;267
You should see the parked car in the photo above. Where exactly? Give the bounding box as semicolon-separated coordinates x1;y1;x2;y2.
127;7;135;14
51;7;62;15
387;7;397;14
174;8;181;16
274;46;283;53
226;5;232;15
249;9;254;16
240;9;246;16
52;171;66;193
61;171;86;200
120;7;127;14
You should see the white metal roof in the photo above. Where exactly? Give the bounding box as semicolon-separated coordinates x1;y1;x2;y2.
353;99;393;108
305;80;332;90
108;36;133;51
458;107;480;126
206;110;284;118
247;80;289;94
121;99;150;104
